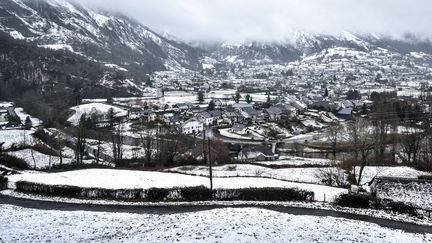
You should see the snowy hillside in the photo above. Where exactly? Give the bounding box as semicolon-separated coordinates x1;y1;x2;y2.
0;0;202;72
208;31;432;67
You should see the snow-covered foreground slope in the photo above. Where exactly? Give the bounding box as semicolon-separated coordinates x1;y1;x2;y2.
0;205;430;242
7;169;347;201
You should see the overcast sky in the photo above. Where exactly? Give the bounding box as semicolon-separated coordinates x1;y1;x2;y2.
76;0;432;42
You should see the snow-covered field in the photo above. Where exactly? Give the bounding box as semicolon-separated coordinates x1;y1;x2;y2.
218;128;253;140
14;108;43;127
6;169;347;201
7;149;73;169
166;164;328;184
67;103;127;125
0;130;34;149
356;166;432;184
257;156;334;166
0;205;429;242
87;141;144;160
376;179;432;210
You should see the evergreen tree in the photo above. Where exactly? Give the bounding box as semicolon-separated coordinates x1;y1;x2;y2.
208;100;215;111
24;116;33;130
245;94;253;104
197;91;205;103
234;91;241;103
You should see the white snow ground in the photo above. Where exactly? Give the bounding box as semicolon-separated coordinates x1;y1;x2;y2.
6;149;74;169
257;156;334;166
14;108;43;127
0;205;430;242
6;169;347;201
0;129;34;149
67;103;127;125
166;164;329;184
356;166;432;184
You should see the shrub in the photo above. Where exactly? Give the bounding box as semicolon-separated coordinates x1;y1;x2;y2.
227;165;237;171
0;176;7;190
16;181;81;197
334;193;375;208
0;154;29;170
145;188;170;201
221;188;313;202
181;186;212;201
49;163;112;172
382;200;418;216
418;175;432;180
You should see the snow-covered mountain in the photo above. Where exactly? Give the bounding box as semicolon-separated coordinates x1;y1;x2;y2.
1;0;432;72
207;31;432;66
0;0;202;72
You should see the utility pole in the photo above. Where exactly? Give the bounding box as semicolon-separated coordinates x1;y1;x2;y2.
203;126;207;166
207;137;213;193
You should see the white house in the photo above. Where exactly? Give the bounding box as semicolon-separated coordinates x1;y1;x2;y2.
181;118;204;134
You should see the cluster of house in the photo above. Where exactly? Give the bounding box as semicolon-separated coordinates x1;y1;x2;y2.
128;95;307;135
126;92;371;136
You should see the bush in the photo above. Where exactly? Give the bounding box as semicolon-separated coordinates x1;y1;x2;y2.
0;154;29;170
145;188;170;201
181;186;212;201
49;163;112;172
15;181;313;203
334;193;375;208
219;188;313;202
382;200;418;216
16;181;81;197
418;175;432;180
0;176;7;190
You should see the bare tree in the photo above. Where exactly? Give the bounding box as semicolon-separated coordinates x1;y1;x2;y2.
347;118;375;185
400;127;423;164
327;123;343;159
75;115;87;165
316;167;347;187
139;129;154;167
112;123;125;167
93;133;103;165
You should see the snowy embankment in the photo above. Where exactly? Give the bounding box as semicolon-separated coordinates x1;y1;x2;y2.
0;205;430;242
6;169;346;201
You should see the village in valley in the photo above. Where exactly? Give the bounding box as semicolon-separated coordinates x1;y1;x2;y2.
1;0;432;241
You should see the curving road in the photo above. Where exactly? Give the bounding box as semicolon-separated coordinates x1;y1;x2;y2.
0;194;431;234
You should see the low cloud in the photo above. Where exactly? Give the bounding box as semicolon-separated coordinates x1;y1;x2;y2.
75;0;432;42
